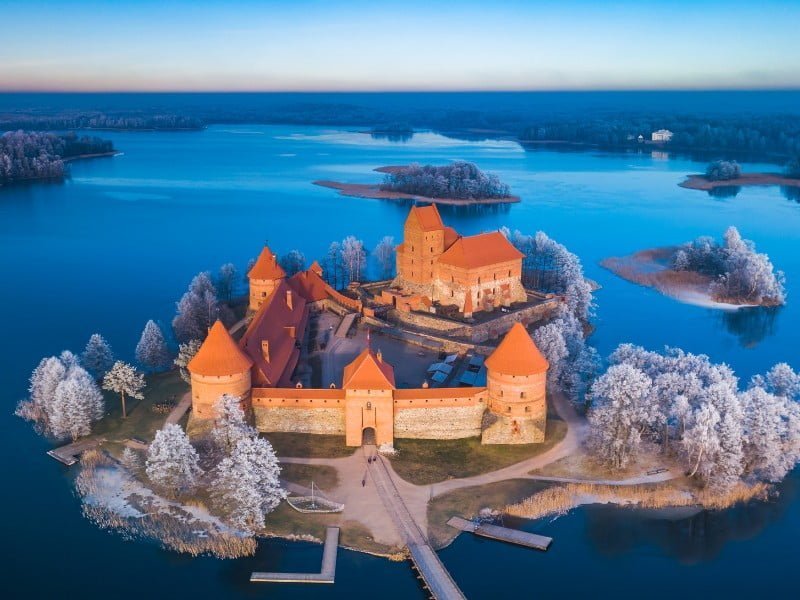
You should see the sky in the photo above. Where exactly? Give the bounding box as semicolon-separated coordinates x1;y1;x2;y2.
2;0;800;92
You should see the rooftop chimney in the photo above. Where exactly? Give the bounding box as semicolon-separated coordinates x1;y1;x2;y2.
286;289;293;310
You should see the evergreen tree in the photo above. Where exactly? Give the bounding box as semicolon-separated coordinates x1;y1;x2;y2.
135;320;171;371
81;334;115;379
146;424;202;497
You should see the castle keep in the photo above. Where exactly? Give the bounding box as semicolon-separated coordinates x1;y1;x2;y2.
188;207;549;447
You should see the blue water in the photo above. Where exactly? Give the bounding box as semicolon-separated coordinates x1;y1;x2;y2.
2;125;799;597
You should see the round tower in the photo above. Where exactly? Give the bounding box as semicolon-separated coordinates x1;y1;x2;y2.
482;322;549;443
187;320;254;419
248;245;286;311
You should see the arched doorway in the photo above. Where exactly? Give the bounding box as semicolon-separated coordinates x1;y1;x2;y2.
361;427;376;446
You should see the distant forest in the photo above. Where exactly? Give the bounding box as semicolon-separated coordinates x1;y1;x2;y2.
0;131;114;185
0;113;203;131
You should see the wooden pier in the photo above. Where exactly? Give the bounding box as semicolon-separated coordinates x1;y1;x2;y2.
47;438;105;466
250;526;339;584
447;516;552;551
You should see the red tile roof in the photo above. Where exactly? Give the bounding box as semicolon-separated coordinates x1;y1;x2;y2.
188;321;253;377
248;246;286;281
240;279;308;387
485;322;549;375
342;348;396;390
288;267;331;303
438;231;523;270
409;205;444;231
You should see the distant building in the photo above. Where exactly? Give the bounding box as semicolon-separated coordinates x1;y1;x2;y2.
651;129;674;143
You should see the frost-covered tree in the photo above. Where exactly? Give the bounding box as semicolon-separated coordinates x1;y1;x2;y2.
374;236;396;279
705;160;742;181
120;447;143;473
102;361;145;418
49;367;104;441
323;241;345;289
16;355;67;427
81;334;115;379
211;436;284;533
380;162;511;200
216;263;238;301
59;350;80;371
146;424;202;497
279;250;306;277
211;394;256;454
588;364;653;469
172;272;219;343
135;320;171;372
341;236;366;284
502;228;594;321
174;339;202;383
672;227;786;305
753;362;800;400
682;403;722;481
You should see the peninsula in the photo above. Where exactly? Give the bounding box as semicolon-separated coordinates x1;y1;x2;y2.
314;161;520;206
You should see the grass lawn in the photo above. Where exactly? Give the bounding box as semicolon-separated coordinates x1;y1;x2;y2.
388;418;567;485
94;370;188;455
280;463;339;491
427;479;550;548
265;432;356;459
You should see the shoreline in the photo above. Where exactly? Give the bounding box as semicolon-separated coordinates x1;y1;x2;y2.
679;172;800;191
1;151;119;188
601;247;763;310
314;165;520;206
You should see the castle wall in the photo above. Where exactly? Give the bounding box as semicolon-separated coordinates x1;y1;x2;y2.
254;406;346;435
394;403;486;439
396;221;444;286
190;371;252;419
434;259;526;308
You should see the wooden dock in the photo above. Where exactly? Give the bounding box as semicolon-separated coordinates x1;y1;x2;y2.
447;516;552;551
250;526;339;584
47;437;105;466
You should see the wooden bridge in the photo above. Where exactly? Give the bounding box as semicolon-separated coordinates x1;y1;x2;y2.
369;451;465;600
447;516;552;551
250;526;339;584
47;437;105;466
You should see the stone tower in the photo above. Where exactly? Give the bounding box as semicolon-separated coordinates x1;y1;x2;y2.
482;322;549;444
187;320;254;419
248;245;286;311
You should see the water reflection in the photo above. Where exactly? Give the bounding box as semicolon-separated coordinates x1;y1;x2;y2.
584;473;797;564
719;306;779;347
780;186;800;203
370;131;414;143
707;185;741;199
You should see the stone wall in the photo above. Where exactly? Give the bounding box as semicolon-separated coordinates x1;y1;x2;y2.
481;414;546;444
254;406;345;435
394;403;486;439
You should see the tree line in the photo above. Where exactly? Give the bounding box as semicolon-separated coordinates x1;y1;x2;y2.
0;113;203;132
0;131;114;185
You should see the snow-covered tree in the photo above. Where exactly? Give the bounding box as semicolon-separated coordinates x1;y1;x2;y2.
216;263;238;301
323;241;345;289
279;250;306;277
374;236;396;279
49;367;104;441
17;355;67;426
172;272;219;343
59;350;80;371
120;447;142;473
135;320;171;372
757;362;800;400
102;361;145;418
682;403;722;482
174;339;202;383
81;334;115;379
211;435;284;533
588;364;653;469
211;394;256;454
146;424;202;497
341;236;366;284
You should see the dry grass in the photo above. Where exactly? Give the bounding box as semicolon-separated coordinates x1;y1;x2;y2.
390;419;567;485
280;463;339;491
506;481;772;521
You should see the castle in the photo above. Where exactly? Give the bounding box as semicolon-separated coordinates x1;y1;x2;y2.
384;205;527;316
187;207;549;447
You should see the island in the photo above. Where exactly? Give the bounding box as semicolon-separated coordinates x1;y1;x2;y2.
314;161;520;205
0;131;116;186
680;159;800;193
601;226;786;309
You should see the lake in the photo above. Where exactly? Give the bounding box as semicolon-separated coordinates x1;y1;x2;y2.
2;125;799;598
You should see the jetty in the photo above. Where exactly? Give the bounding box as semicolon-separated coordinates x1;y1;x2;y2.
250;526;339;584
447;516;552;551
370;452;465;600
47;437;105;466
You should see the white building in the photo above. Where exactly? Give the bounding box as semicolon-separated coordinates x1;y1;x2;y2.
652;129;673;142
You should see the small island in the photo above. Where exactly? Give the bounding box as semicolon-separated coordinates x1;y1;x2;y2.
314;161;520;205
0;131;117;187
680;158;800;193
601;226;786;309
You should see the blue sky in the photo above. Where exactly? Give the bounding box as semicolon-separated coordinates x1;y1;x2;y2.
2;0;799;91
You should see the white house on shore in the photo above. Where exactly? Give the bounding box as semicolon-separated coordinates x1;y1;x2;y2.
652;129;674;142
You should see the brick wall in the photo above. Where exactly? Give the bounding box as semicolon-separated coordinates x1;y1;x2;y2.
394;403;486;439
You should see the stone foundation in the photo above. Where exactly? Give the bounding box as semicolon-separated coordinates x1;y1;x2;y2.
254;407;345;435
394;404;486;439
480;414;546;444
